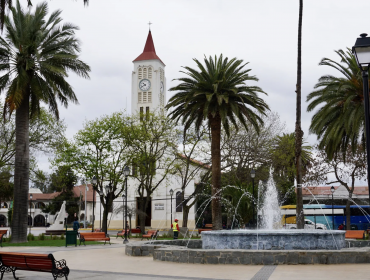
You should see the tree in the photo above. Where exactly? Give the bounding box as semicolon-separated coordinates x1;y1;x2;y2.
128;112;178;232
271;133;312;204
306;145;367;230
167;54;269;229
42;166;79;223
0;0;90;242
173;124;211;227
307;49;368;159
54;112;132;233
295;0;304;229
0;1;89;30
0;101;66;175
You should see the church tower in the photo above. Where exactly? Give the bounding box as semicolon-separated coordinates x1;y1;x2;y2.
131;31;166;115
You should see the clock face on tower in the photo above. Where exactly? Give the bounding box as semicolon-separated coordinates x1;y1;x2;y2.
139;79;151;91
160;81;164;93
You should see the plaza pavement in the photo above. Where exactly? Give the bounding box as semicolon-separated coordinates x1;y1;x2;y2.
1;238;370;280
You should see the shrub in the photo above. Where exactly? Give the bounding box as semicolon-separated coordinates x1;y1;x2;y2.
27;233;35;241
60;234;65;240
52;234;58;240
38;233;45;241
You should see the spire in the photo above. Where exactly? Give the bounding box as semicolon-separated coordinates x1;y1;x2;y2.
133;31;165;65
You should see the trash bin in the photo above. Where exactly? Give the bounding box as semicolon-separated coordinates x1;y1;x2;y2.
350;225;358;230
65;230;77;247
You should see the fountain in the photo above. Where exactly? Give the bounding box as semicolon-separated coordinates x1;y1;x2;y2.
45;201;68;235
201;174;346;250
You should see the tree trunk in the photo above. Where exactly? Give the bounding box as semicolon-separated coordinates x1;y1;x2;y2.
102;194;112;234
210;115;222;230
138;197;147;233
11;96;30;243
182;204;190;228
295;0;305;230
345;194;351;230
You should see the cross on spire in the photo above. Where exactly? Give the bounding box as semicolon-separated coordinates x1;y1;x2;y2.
148;21;152;30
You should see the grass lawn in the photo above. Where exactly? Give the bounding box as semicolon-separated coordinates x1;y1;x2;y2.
2;239;103;247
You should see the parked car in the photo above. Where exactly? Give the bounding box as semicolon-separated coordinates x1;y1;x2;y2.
283;219;327;230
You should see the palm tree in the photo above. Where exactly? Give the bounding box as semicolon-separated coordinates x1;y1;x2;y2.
295;0;304;229
0;1;89;30
0;1;90;242
166;55;269;229
307;49;367;160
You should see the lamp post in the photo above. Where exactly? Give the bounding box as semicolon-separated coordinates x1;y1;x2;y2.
99;190;104;230
123;166;130;244
82;179;89;228
352;33;370;207
91;176;97;232
29;194;33;235
251;169;256;227
331;186;335;230
122;193;125;230
169;189;174;224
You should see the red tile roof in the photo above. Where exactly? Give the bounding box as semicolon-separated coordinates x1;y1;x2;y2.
29;185;96;202
133;31;165;65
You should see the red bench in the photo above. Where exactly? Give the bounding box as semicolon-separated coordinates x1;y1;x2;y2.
117;229;130;239
142;230;158;240
345;230;365;239
0;252;69;280
198;224;213;234
79;232;110;246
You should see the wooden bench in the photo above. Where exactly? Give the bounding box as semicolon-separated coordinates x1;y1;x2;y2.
345;230;365;239
131;228;141;234
0;252;69;280
198;223;213;234
141;230;158;240
0;229;7;236
79;232;110;246
117;229;130;239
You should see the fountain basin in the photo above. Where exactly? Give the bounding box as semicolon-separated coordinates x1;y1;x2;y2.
202;230;346;250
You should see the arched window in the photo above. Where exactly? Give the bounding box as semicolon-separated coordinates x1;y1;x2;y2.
176;191;182;212
1;202;8;208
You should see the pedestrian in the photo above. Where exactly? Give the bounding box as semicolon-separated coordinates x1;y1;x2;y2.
338;224;344;230
171;218;180;239
125;221;130;238
73;218;80;236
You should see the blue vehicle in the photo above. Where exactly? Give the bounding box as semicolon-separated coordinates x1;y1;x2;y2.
281;204;370;230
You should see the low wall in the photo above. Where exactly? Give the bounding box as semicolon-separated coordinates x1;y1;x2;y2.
153;247;370;265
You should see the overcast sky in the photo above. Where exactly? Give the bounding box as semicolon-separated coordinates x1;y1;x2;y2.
22;0;370;175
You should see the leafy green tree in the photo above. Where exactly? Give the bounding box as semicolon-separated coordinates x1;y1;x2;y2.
307;49;367;159
0;1;90;242
270;133;312;205
167;54;269;229
0;1;89;30
42;166;79;223
128;112;178;232
53;112;132;233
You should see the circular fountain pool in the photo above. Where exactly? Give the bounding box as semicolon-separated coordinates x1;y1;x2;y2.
202;229;346;250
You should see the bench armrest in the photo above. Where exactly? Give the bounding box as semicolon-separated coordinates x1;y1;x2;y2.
106;234;110;238
55;259;67;269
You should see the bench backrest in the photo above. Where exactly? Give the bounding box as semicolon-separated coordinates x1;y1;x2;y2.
0;229;7;235
345;230;364;239
0;252;54;272
146;230;158;235
81;232;106;238
205;224;212;228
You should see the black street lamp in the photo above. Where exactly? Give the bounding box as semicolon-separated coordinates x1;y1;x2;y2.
352;33;370;207
123;166;130;244
99;190;104;230
169;189;174;224
29;194;33;235
251;169;256;228
330;186;335;230
91;176;97;232
122;193;125;230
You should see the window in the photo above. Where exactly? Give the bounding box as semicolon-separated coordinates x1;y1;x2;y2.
148;67;152;79
146;107;150;120
148;92;152;103
138;68;142;79
143;92;147;103
140;107;143;121
143;68;147;78
176;192;183;212
138;92;142;103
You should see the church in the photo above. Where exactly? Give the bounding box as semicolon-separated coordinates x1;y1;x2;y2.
96;30;206;230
